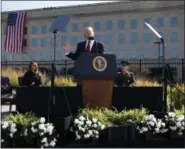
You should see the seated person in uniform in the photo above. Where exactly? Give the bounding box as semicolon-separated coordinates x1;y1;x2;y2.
22;61;42;87
115;61;136;87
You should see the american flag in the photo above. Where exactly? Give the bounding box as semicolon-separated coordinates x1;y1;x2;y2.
5;12;26;53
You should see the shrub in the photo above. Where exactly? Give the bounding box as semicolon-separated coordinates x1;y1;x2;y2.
46;77;76;87
2;67;24;87
135;79;160;87
167;84;184;110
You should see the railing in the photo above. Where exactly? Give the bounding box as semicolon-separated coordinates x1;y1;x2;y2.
1;59;185;82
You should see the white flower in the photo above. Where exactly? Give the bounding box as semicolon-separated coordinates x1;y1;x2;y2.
142;127;148;132
11;124;16;128
81;128;85;132
2;124;8;129
10;127;17;133
156;122;161;128
84;134;90;139
79;116;85;121
74;119;79;124
76;134;81;140
31;127;38;133
98;122;101;126
53;138;57;142
160;129;168;133
93;124;97;128
161;122;165;127
155;128;160;133
147;114;155;120
177;115;184;121
86;120;92;126
176;122;182;128
49;141;56;147
92;118;98;123
100;125;105;130
40;132;44;136
41;137;47;143
10;133;13;138
94;130;99;135
178;132;183;136
44;142;49;147
148;121;155;127
40;117;46;123
47;125;54;132
8;121;13;125
181;126;184;130
88;130;93;135
95;135;99;138
139;130;143;134
70;127;73;132
168;112;176;118
38;124;45;130
24;129;28;136
170;126;177;130
78;121;84;126
1;139;4;143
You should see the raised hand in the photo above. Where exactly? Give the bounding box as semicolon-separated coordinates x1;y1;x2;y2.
63;43;72;54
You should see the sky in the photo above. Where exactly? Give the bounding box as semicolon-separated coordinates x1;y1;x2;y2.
2;1;113;12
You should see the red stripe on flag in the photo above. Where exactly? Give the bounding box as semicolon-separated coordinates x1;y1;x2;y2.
5;12;26;53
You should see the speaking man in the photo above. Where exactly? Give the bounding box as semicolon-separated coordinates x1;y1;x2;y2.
63;27;104;60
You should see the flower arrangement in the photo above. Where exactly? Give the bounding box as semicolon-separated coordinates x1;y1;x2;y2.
70;115;106;141
164;112;184;136
1;114;58;148
30;117;58;148
1;121;18;144
137;112;184;136
136;114;167;134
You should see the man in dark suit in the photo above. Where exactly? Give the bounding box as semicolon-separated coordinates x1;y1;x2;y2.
63;27;104;60
115;61;136;87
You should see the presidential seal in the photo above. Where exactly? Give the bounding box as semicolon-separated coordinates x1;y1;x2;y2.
92;56;107;72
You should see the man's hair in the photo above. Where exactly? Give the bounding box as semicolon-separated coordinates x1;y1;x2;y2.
84;27;95;37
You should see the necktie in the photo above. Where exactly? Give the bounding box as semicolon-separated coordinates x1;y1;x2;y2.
85;40;91;52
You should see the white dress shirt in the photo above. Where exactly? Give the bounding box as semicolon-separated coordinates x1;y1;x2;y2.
65;40;94;55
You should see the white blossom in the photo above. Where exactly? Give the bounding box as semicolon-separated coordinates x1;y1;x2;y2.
86;120;92;126
2;124;8;129
95;135;99;138
148;121;155;127
76;134;81;140
168;112;176;118
10;127;17;133
81;128;85;132
70;127;73;132
38;124;45;130
44;142;49;147
170;126;177;130
177;115;184;121
139;130;144;134
40;132;44;136
142;127;148;132
10;133;13;138
47;125;54;133
100;125;105;130
79;116;85;121
41;137;47;143
178;132;183;136
176;122;182;128
40;117;46;123
93;124;97;128
92;118;98;123
181;126;184;130
88;130;93;135
160;129;168;133
31;127;38;133
24;129;28;136
49;141;56;147
94;130;99;135
31;122;36;126
161;122;165;127
155;128;160;133
74;119;79;124
11;123;16;128
78;121;84;126
1;139;4;143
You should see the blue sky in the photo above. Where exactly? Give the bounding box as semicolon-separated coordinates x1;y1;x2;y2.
2;1;113;12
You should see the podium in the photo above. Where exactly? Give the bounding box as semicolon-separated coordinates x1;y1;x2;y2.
73;53;117;109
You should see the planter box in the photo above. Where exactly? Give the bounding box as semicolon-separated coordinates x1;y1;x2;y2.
99;124;139;146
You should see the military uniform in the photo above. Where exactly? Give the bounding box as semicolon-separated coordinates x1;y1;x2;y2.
115;61;136;87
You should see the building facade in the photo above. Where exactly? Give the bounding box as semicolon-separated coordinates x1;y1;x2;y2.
1;1;184;61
